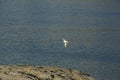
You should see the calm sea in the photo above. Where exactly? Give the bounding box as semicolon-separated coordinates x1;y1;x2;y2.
0;0;120;80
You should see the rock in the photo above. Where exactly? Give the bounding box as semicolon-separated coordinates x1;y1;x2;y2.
0;65;95;80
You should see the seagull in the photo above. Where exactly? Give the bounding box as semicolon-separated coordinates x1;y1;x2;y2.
62;39;68;48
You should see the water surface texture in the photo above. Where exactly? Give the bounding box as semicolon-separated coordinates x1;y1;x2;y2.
0;0;120;80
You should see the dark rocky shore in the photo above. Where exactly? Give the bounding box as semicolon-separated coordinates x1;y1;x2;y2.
0;65;95;80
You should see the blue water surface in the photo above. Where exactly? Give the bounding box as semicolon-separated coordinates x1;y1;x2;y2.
0;0;120;80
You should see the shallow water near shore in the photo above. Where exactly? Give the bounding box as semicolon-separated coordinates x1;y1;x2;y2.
0;0;120;80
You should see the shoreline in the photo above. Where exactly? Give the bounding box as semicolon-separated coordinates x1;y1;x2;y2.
0;65;95;80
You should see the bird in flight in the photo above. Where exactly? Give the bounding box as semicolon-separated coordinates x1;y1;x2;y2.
62;39;68;48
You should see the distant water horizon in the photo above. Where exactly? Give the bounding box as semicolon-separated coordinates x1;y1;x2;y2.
0;0;120;80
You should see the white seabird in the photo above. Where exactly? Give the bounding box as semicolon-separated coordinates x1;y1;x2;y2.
62;39;68;48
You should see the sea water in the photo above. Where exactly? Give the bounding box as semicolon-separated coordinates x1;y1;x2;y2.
0;0;120;80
